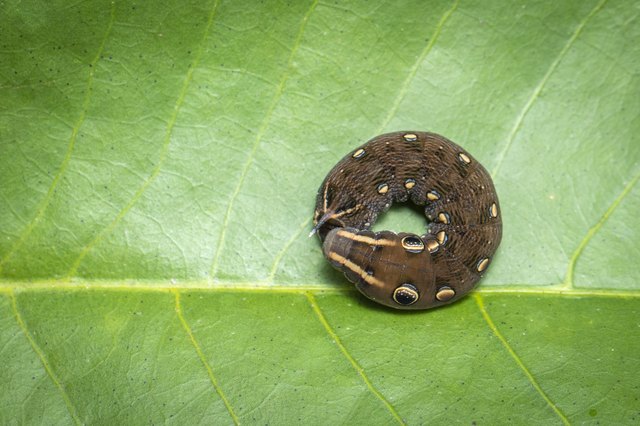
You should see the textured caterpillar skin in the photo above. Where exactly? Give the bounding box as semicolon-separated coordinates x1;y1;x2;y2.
313;131;502;310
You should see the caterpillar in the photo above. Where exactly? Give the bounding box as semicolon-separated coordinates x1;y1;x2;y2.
311;131;502;310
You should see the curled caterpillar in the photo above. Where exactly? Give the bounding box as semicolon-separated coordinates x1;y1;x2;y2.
311;131;502;310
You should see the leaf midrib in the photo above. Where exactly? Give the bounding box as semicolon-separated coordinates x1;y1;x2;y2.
1;281;639;298
6;282;630;426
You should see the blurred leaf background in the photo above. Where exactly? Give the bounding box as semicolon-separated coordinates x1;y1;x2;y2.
1;0;639;424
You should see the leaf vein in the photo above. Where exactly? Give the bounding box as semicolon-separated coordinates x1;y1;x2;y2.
266;1;459;283
376;0;459;134
490;0;610;178
0;3;116;274
562;169;640;288
210;0;320;279
2;282;640;298
173;290;239;424
8;290;83;425
306;292;406;425
64;0;222;277
474;293;570;425
268;217;313;283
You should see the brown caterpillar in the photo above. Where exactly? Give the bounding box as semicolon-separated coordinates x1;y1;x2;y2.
311;131;502;310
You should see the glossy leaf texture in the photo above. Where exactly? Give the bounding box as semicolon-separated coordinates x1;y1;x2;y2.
1;0;639;424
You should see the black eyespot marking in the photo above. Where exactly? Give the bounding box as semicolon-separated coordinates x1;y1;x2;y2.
401;235;425;253
393;284;419;306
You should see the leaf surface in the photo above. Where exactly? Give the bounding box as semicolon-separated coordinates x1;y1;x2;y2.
1;0;639;424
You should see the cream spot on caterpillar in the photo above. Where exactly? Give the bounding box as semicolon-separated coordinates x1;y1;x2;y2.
314;131;502;310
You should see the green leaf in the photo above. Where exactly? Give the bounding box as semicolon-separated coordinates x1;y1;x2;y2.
1;0;639;424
